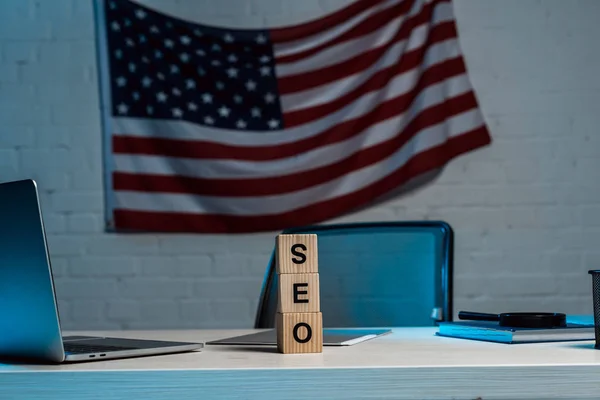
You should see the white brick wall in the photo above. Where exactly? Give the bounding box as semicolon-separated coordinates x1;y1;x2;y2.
0;0;599;330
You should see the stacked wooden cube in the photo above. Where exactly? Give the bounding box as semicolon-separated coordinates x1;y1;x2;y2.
275;234;323;354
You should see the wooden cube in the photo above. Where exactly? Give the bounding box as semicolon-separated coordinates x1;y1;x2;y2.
276;234;318;274
276;312;323;354
277;273;320;313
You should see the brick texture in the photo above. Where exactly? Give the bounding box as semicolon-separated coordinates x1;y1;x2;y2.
0;0;599;330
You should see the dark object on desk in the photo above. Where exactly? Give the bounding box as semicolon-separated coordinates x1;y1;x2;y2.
207;328;392;346
588;270;600;348
436;320;594;344
458;310;567;328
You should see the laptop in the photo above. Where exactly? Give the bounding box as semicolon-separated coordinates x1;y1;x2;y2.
0;179;203;363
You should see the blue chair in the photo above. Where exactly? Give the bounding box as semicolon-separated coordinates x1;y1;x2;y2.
254;221;454;328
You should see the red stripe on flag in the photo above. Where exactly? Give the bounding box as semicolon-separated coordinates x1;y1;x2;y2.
113;91;479;196
269;0;390;43
112;126;491;233
274;0;417;63
113;56;466;161
277;18;455;95
283;33;462;127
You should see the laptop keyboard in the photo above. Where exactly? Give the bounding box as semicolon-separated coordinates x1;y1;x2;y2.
63;343;137;354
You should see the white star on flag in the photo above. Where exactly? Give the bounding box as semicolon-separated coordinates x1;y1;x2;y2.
156;92;167;102
218;106;230;117
264;92;275;103
226;68;238;78
260;66;270;76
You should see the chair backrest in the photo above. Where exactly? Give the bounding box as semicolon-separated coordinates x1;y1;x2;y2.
254;221;453;329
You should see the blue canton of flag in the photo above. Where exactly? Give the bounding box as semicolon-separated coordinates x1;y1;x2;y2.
105;0;283;131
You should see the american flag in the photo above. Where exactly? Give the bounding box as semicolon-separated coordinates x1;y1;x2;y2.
98;0;491;233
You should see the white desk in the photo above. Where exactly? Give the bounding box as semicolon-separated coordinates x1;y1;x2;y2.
2;328;600;399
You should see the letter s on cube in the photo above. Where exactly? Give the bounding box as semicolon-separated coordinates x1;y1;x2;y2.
275;234;318;274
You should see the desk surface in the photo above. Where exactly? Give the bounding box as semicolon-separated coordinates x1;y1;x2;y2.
2;328;600;399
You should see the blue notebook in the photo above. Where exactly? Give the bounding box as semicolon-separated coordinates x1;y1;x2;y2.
436;316;595;344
